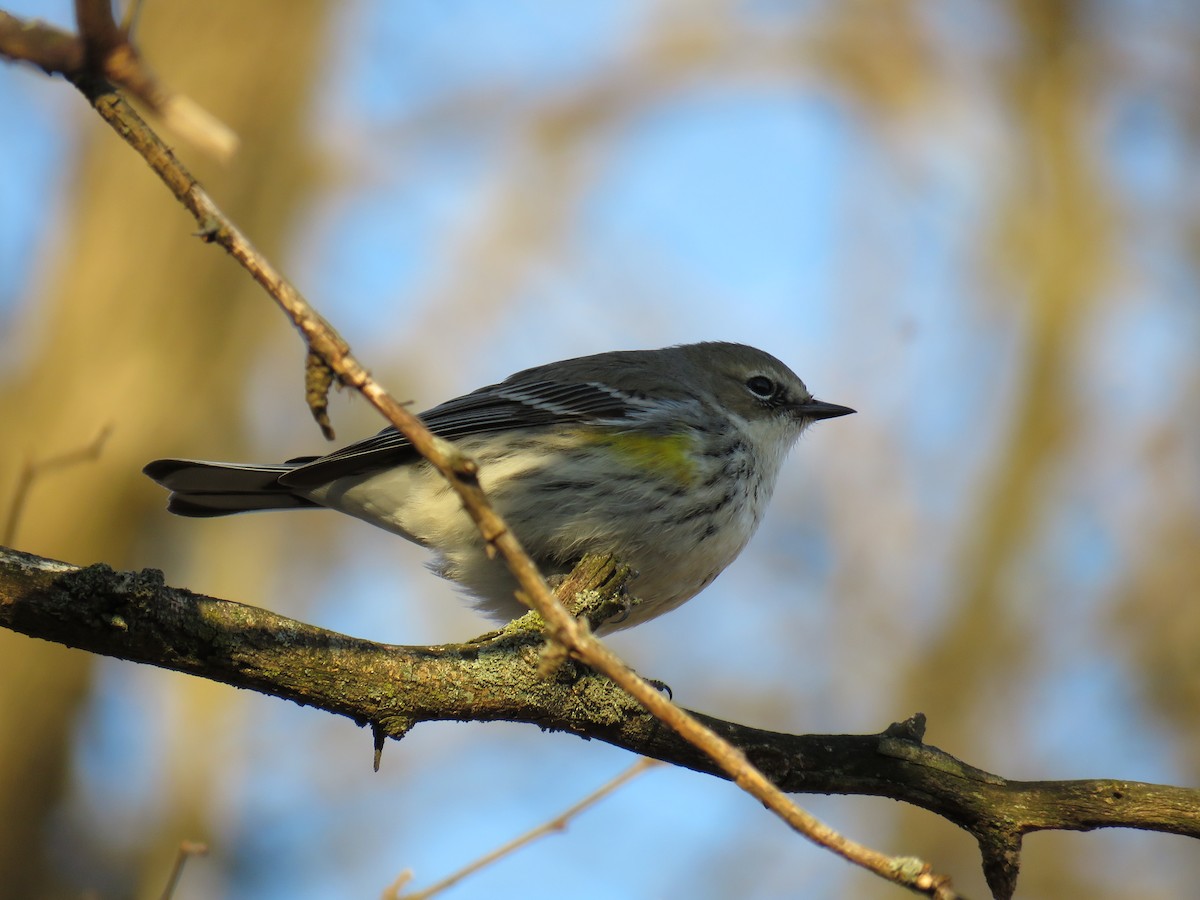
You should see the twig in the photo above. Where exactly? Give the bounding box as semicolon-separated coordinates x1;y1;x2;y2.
0;11;83;72
76;0;238;159
0;4;236;159
3;425;112;545
388;759;660;900
157;840;209;900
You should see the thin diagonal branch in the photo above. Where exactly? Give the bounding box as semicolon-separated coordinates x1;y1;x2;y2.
391;758;660;900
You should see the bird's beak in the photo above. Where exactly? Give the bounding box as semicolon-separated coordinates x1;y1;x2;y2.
797;399;856;421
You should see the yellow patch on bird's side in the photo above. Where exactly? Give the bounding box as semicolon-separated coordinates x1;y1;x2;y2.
578;430;698;485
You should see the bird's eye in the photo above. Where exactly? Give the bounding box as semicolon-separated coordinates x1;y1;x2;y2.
745;375;776;399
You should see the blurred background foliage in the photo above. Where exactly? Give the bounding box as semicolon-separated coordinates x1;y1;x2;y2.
1;1;1198;898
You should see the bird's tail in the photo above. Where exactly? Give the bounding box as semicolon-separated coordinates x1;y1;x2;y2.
143;458;321;517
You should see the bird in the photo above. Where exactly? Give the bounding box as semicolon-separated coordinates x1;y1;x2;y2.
144;342;853;629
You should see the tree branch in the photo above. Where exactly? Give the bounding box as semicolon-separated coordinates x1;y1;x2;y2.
0;4;235;158
3;7;951;892
0;10;963;895
5;9;1196;898
3;545;1198;900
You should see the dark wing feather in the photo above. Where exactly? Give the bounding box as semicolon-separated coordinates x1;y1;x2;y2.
278;379;634;489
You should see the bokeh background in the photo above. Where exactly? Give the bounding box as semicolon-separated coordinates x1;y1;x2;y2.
3;1;1199;898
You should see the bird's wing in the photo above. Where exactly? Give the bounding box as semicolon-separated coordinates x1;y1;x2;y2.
278;379;634;488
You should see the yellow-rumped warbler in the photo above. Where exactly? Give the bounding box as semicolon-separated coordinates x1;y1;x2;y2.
144;342;853;628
